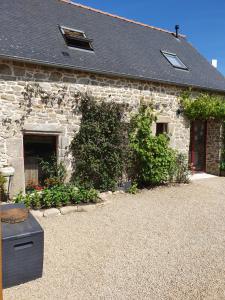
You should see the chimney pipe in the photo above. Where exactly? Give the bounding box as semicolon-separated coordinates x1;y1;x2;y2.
212;59;218;68
175;25;179;38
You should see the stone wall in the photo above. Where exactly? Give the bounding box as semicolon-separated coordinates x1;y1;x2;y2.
206;120;223;175
0;59;190;195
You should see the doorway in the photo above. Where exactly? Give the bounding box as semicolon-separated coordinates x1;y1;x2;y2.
23;135;57;188
190;121;207;172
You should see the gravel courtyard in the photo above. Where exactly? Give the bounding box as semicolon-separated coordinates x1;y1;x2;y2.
4;177;225;300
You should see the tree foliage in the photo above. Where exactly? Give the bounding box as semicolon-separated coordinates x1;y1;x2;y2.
181;91;225;120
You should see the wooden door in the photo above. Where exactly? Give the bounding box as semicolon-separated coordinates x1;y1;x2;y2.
24;135;57;188
24;157;39;187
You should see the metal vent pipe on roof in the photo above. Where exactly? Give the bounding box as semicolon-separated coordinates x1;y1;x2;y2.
175;25;179;38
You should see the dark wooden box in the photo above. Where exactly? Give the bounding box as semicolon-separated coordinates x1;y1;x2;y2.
1;204;44;288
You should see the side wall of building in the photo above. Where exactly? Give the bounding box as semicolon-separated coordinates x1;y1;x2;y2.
0;59;190;195
206;120;223;175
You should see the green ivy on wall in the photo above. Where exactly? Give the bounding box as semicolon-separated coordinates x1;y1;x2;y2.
129;104;181;186
70;93;130;192
180;90;225;120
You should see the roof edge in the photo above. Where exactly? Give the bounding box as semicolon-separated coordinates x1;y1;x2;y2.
59;0;186;37
1;54;225;94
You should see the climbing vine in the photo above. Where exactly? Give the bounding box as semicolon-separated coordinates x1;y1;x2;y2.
129;104;178;186
181;90;225;174
1;83;84;129
180;90;225;120
70;94;130;191
21;83;69;114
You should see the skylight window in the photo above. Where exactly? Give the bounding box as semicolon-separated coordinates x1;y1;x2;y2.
162;51;188;70
60;26;94;52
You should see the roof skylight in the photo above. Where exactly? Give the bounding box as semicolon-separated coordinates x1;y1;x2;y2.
60;26;94;52
162;51;188;70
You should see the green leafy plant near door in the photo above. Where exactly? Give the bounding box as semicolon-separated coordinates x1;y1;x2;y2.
14;156;99;209
14;185;99;209
180;90;225;120
129;104;180;186
0;173;6;201
39;155;67;187
180;90;225;176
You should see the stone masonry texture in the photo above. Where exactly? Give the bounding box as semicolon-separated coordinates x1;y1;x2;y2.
206;120;223;175
0;59;219;195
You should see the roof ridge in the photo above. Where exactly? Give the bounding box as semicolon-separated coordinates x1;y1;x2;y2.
59;0;185;37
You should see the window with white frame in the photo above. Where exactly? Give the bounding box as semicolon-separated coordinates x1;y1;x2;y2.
162;51;188;70
60;26;94;51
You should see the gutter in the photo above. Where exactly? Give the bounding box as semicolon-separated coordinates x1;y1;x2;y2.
0;53;225;94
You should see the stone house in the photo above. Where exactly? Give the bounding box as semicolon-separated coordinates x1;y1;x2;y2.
0;0;225;196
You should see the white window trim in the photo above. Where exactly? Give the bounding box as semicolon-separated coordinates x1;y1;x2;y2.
161;50;188;70
59;26;87;38
59;25;94;52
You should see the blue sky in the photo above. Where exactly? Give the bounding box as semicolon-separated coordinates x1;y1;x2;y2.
72;0;225;76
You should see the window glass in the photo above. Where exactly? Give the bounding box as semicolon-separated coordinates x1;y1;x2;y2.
156;123;168;136
60;26;94;51
162;51;187;70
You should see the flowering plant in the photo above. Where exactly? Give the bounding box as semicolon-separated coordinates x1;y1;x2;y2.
26;181;44;192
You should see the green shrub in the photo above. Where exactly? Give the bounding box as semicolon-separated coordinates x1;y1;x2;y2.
70;93;129;192
14;191;39;209
220;161;225;172
129;105;176;186
14;185;99;209
127;182;138;194
41;187;66;208
0;173;6;192
0;173;6;201
72;187;99;204
172;153;190;183
39;156;67;187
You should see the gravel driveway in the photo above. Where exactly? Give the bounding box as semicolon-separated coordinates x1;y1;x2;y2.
4;177;225;300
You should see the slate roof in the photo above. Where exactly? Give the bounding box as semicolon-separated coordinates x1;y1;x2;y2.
0;0;225;92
